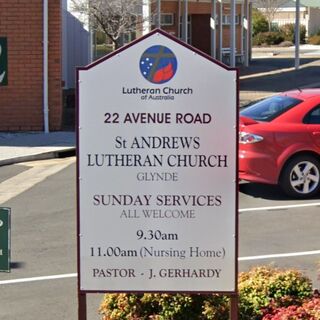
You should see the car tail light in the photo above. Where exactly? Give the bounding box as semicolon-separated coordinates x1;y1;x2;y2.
239;132;263;144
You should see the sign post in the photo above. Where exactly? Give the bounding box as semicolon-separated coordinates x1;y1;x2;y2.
0;208;11;272
77;29;238;318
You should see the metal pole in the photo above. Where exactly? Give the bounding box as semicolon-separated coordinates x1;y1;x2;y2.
43;0;49;133
244;0;249;66
157;0;161;29
178;0;181;38
88;0;94;63
183;0;188;43
295;0;300;70
219;0;223;61
78;292;87;320
230;0;236;67
211;0;217;58
240;1;244;57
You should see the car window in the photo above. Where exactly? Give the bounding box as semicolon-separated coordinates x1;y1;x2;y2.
303;105;320;124
240;95;302;122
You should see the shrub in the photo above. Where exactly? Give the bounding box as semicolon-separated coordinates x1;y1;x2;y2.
99;293;210;320
278;41;293;47
142;294;204;320
308;35;320;45
202;295;230;320
262;297;320;319
280;24;306;44
253;32;284;46
98;294;150;320
238;266;313;320
252;8;269;36
96;31;107;45
99;267;313;320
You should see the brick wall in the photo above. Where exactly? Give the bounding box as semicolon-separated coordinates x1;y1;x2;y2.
157;0;243;56
0;0;62;131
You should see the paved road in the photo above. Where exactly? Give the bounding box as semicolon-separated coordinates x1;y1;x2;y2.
0;158;319;319
239;182;320;288
239;56;320;106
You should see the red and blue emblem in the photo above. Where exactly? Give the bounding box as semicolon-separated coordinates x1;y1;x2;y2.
140;45;177;84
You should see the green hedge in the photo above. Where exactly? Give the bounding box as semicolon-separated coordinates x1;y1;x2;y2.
253;24;306;46
238;266;312;320
280;23;306;44
99;266;313;320
253;32;284;46
252;8;269;36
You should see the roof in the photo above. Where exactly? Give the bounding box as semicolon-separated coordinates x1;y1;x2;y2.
296;0;320;7
254;0;320;8
279;0;307;8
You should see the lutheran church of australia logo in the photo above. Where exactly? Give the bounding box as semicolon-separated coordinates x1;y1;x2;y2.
139;45;178;84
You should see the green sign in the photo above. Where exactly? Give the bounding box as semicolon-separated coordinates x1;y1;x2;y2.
0;37;8;86
0;208;11;272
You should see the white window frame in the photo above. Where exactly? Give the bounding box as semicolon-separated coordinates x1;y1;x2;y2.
222;14;240;25
161;13;175;26
152;13;175;26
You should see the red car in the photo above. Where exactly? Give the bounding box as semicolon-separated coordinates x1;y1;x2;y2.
239;89;320;198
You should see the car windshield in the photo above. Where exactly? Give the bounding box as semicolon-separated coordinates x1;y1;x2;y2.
240;95;302;122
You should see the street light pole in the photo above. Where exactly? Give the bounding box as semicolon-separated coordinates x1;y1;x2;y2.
295;0;300;70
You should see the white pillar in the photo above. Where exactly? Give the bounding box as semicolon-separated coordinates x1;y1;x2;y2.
43;0;49;133
211;0;217;58
143;0;151;34
295;0;300;70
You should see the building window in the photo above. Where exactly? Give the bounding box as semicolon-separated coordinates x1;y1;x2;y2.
222;15;240;25
179;15;192;44
121;31;136;45
161;13;174;26
152;13;175;26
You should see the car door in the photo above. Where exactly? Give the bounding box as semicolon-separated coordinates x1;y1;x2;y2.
304;105;320;148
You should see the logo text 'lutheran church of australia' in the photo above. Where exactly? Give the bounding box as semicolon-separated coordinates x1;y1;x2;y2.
140;45;178;84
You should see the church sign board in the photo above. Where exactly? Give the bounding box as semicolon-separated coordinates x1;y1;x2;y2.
77;29;238;293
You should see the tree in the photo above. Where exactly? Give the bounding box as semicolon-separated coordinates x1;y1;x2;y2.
252;8;269;36
256;0;289;31
71;0;151;49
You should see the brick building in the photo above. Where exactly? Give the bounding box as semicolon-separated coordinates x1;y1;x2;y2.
152;0;251;64
0;0;62;131
0;0;250;131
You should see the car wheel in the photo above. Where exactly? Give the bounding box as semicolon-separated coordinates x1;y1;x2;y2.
280;155;320;198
